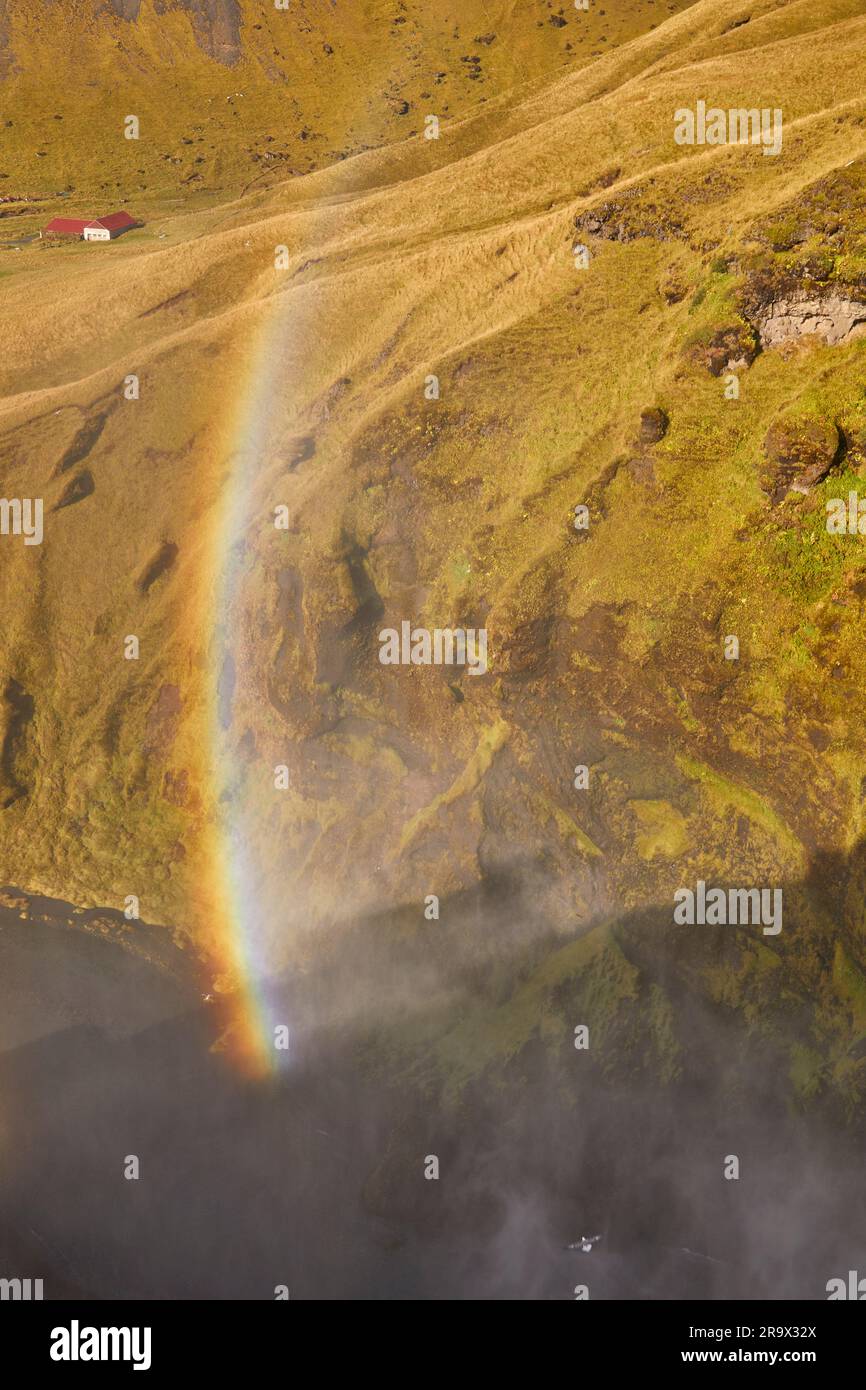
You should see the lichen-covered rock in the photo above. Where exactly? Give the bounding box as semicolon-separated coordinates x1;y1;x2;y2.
758;294;866;349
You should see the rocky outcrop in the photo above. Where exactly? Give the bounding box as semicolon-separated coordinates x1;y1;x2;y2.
575;189;685;244
106;0;142;18
757;294;866;349
762;415;841;501
107;0;243;64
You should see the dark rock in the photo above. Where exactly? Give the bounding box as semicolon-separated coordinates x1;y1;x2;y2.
145;1;242;66
575;193;684;244
762;416;840;500
639;407;668;445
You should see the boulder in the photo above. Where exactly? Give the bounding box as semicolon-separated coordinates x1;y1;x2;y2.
639;406;668;445
762;416;840;500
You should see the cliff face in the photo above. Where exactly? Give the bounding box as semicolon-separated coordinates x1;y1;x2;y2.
2;0;866;1117
100;1;241;62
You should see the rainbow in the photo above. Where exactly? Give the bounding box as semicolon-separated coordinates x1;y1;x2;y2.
188;158;363;1074
194;293;298;1079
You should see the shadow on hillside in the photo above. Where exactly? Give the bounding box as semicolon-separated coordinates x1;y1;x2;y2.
1;839;865;1300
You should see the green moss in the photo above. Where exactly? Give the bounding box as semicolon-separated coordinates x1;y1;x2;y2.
764;216;802;251
529;789;604;859
424;927;611;1099
676;753;804;867
682;275;741;338
762;474;863;605
628;798;689;860
832;943;866;1032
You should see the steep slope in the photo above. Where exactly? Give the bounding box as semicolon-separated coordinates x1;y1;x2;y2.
0;0;697;200
1;0;866;1117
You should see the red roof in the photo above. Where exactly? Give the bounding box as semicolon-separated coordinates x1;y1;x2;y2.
44;217;90;234
85;211;138;231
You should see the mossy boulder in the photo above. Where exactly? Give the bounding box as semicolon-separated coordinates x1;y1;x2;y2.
762;415;840;500
638;406;668;445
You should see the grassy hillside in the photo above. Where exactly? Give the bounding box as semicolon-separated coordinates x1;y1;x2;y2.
0;0;696;207
2;0;866;1116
